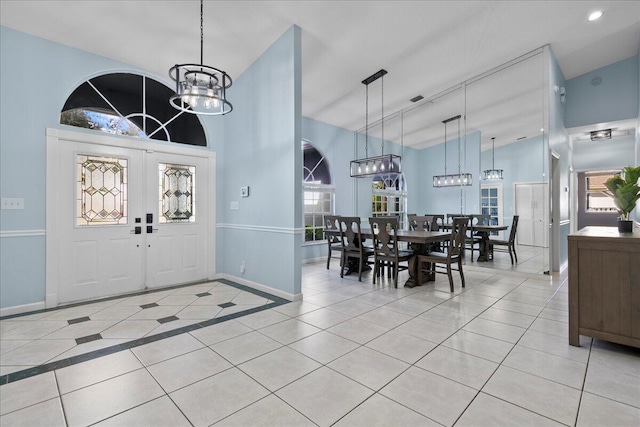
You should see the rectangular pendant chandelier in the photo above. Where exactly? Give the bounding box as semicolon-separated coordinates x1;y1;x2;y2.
351;69;403;179
483;137;504;180
433;115;472;187
350;154;402;178
433;173;473;187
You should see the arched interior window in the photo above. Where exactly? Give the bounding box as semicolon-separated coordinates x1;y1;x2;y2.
303;142;334;243
372;169;407;228
60;73;206;146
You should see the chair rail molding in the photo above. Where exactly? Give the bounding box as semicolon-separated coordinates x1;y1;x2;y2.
216;223;304;234
0;229;46;238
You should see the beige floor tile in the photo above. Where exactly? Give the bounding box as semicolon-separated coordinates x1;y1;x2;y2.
56;350;143;394
297;308;351;329
1;339;76;366
366;330;437;364
275;367;373;427
0;372;58;416
238;346;321;391
517;329;591;363
328;346;409;390
380;366;477;426
100;320;161;339
156;294;199;306
132;333;204;366
147;347;232;393
88;304;142;320
126;306;182;321
325;300;378;317
334;393;440;426
584;363;640;408
462;317;526;343
94;396;191;427
214;394;316;426
327;317;389;344
577;392;640;427
529;317;568;338
175;305;222;319
61;368;164;427
189;319;253;346
396;317;459;344
288;331;359;364
417;306;476;329
272;300;323;317
492;299;543;316
456;392;563;427
483;366;581;425
210;330;281;365
0;321;69;340
479;306;536;328
170;368;269;427
258;318;321;345
589;341;640;377
415;345;498;390
505;345;587;389
0;397;66;427
356;307;413;329
379;298;433;316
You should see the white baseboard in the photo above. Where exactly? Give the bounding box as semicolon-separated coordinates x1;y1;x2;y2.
0;301;46;317
215;273;302;302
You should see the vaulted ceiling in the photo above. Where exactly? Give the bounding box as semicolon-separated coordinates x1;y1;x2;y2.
2;1;639;149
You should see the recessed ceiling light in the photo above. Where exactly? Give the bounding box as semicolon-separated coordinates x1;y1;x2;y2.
588;11;603;21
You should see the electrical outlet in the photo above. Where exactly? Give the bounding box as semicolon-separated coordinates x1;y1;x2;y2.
240;261;246;274
1;198;24;210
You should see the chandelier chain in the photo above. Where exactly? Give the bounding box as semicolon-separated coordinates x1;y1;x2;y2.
200;0;204;66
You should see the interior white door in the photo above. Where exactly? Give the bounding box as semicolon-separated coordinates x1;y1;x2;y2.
56;135;211;304
144;152;209;288
515;183;548;247
58;140;145;303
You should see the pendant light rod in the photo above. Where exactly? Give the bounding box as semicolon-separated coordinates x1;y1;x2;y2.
491;137;496;168
381;73;384;156
169;0;233;115
200;0;204;65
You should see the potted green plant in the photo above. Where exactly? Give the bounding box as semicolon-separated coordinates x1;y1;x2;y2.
604;166;640;233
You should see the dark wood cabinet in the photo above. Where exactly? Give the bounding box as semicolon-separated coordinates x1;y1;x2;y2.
568;226;640;348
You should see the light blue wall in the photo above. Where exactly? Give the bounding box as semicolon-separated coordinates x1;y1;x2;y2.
565;55;639;128
481;135;546;227
217;26;302;295
1;25;302;306
0;26;223;309
419;132;482;215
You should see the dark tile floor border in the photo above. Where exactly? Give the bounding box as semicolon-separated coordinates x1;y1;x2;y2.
0;278;290;386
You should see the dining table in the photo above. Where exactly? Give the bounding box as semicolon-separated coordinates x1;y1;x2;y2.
442;223;509;262
327;228;452;287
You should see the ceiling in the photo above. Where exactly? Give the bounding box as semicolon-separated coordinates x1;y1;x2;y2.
2;1;639;150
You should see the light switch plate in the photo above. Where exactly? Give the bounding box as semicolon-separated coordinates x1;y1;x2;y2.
1;198;24;210
240;186;250;197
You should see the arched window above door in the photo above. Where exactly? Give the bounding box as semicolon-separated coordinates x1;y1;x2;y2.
60;73;206;146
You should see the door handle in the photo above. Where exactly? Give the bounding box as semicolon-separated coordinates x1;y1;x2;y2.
131;226;141;234
147;226;158;234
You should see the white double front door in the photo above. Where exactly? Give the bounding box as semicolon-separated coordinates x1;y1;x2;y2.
48;129;214;305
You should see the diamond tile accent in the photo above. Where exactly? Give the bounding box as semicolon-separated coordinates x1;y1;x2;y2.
68;316;91;325
218;302;236;309
196;292;211;297
157;316;179;324
75;333;103;345
140;303;159;309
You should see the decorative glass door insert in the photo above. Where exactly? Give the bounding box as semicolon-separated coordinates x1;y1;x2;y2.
159;163;196;223
76;154;128;226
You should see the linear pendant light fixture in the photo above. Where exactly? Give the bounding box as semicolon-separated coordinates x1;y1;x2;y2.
169;0;233;115
483;137;504;180
350;69;402;178
433;115;472;187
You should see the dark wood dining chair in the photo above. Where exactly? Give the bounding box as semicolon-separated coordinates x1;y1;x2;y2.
324;215;343;270
408;215;431;231
369;216;414;288
487;215;519;264
424;214;445;231
416;217;467;292
465;214;490;262
339;216;374;281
